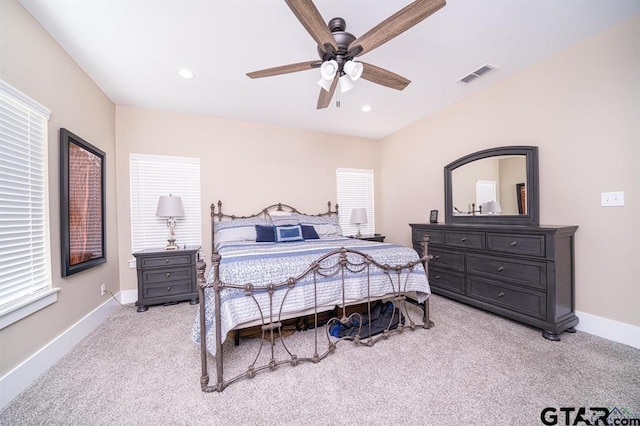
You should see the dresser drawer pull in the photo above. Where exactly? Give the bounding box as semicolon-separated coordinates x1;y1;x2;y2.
498;292;505;297
509;241;518;247
435;275;441;280
166;286;171;292
460;237;467;242
165;258;170;264
497;266;504;272
434;255;440;260
166;272;171;278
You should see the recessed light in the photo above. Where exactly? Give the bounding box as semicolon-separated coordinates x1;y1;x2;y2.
361;105;372;112
178;68;194;79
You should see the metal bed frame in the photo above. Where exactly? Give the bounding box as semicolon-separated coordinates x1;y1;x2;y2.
197;201;433;392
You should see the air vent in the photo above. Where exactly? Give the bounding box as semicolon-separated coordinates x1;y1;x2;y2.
458;64;497;84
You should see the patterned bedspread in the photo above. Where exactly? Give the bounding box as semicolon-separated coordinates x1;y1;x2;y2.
191;237;430;355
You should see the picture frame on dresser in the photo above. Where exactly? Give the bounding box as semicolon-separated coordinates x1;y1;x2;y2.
60;128;106;277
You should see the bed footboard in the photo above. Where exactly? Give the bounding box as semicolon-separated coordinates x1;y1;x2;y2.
197;237;432;393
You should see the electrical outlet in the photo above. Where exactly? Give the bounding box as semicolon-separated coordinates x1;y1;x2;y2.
101;283;106;296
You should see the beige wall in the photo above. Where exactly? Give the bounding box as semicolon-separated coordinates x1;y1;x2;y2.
115;107;381;293
0;0;118;376
380;14;640;327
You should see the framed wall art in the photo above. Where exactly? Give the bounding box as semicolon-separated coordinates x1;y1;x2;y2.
60;128;106;276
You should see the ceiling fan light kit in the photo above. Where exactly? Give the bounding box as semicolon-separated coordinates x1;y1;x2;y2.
247;0;447;109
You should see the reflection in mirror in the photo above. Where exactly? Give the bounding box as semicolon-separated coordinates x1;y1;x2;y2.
451;155;526;216
444;146;539;225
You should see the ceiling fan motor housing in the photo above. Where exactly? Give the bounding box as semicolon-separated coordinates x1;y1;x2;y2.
317;17;356;70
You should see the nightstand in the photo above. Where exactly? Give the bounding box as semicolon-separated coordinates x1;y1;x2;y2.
133;246;200;312
351;234;385;242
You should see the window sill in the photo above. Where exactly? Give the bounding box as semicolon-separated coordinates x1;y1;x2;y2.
0;288;60;330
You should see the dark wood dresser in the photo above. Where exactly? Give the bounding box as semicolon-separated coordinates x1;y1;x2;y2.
410;223;578;340
133;246;200;312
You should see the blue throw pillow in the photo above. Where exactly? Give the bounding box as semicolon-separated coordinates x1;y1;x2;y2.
274;225;304;242
301;224;319;240
255;225;275;242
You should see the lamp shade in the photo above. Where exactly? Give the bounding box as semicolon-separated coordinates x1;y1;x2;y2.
483;201;502;214
350;208;368;225
320;60;338;80
156;194;185;218
343;60;363;81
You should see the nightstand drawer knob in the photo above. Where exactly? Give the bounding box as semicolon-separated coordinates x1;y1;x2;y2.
166;272;171;278
435;275;441;280
498;292;505;297
497;266;504;272
166;286;171;292
509;241;518;247
460;237;467;242
434;255;440;260
165;258;170;264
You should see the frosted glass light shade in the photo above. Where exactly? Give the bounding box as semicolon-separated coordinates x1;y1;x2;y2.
343;61;363;80
320;60;338;80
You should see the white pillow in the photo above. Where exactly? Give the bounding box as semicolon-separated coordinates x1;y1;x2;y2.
214;217;271;247
297;214;342;237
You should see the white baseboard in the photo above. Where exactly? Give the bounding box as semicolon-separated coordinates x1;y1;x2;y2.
119;289;138;305
0;295;121;410
575;310;640;349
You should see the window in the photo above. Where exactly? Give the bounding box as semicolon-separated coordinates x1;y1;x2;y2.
129;154;202;252
336;168;375;237
0;79;56;329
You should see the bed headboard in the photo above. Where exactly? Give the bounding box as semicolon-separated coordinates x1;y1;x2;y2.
210;201;339;253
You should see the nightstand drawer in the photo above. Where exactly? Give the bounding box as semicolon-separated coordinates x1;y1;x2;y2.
144;281;192;298
139;253;193;268
467;253;546;290
444;231;485;250
142;267;192;284
487;233;545;257
430;247;464;271
467;277;546;319
428;267;464;294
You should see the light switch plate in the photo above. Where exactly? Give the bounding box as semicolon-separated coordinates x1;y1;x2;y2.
601;191;624;207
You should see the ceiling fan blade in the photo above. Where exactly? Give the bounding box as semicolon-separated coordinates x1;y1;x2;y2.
247;60;320;79
348;0;446;57
360;62;410;91
285;0;338;53
317;76;338;109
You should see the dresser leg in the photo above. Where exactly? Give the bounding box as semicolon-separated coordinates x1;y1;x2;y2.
542;330;561;341
190;298;199;305
565;327;577;333
136;304;148;313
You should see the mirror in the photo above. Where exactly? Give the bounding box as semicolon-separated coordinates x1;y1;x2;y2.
445;146;539;225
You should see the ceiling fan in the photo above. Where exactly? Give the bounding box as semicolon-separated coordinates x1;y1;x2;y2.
247;0;447;109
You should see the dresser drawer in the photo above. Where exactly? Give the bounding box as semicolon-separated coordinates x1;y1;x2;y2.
467;277;546;319
142;267;192;284
143;281;192;298
430;247;464;271
428;267;464;294
487;233;545;257
467;253;546;290
444;231;485;250
412;228;444;245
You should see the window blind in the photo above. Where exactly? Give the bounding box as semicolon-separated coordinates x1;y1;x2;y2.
0;80;52;313
336;168;375;237
129;154;202;252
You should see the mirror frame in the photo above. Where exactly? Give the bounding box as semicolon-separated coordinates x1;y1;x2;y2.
444;146;539;226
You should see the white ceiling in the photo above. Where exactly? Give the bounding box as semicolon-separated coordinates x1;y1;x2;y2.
18;0;640;139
